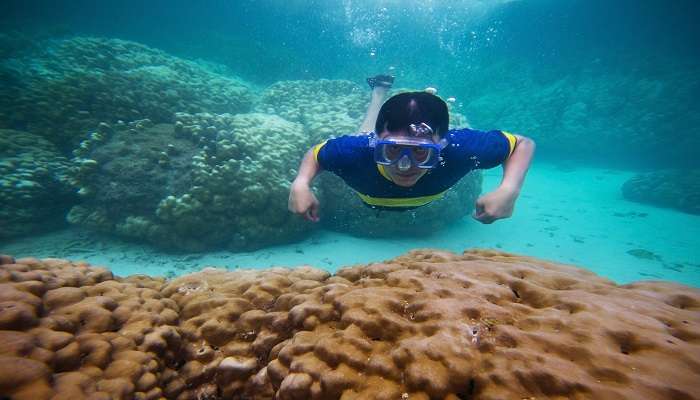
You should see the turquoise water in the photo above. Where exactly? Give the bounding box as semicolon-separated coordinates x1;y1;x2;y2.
3;161;699;286
1;1;699;286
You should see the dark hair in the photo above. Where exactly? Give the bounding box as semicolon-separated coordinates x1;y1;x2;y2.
374;92;449;137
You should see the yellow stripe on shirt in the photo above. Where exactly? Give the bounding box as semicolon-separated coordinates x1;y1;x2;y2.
376;164;393;182
356;191;446;208
501;131;517;157
312;140;328;162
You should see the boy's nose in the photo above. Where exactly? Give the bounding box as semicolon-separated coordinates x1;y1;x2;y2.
397;155;412;171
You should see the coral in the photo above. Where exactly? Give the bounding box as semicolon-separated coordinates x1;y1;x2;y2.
457;61;700;167
256;80;472;144
65;79;482;247
622;169;700;215
66;120;200;238
1;250;699;399
0;31;36;60
0;255;176;400
255;79;368;143
0;37;253;150
0;129;76;239
68;113;313;251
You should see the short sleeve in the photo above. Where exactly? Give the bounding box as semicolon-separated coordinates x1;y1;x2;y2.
314;135;369;174
446;128;516;169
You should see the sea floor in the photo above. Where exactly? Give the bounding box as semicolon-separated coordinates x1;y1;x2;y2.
2;161;699;287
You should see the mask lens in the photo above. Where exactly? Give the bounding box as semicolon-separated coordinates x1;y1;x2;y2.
411;146;430;163
375;139;441;169
384;144;403;161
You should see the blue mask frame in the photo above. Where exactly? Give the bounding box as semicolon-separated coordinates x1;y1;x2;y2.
373;140;443;169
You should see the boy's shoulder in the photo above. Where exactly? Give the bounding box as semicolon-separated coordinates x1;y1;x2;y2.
315;134;372;171
442;127;516;169
330;133;371;146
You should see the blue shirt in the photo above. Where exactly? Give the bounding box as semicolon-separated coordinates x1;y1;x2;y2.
314;128;516;209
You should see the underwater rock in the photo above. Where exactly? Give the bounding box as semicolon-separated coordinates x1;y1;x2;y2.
459;61;700;166
0;36;253;151
0;129;76;239
256;80;473;144
0;31;36;60
0;249;698;399
67;101;481;249
622;169;700;215
68;114;312;251
256;79;369;143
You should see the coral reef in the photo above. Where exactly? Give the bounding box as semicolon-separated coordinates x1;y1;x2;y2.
1;250;699;399
0;32;36;60
68;113;312;251
0;129;76;239
255;80;472;144
0;37;253;150
622;169;700;215
255;79;368;143
66;81;481;248
458;61;700;167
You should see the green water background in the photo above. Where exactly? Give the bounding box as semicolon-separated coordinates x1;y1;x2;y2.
3;0;699;167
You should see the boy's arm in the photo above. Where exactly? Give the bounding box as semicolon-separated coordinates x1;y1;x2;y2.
498;134;536;196
289;135;367;222
473;134;535;224
289;146;323;222
293;146;323;186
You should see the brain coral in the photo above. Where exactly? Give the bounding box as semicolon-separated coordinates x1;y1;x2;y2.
622;169;700;215
459;61;700;166
0;36;253;150
255;79;368;143
0;129;76;239
1;250;698;399
68;113;312;251
255;80;472;144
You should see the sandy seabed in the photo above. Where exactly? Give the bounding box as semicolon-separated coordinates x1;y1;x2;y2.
2;161;698;287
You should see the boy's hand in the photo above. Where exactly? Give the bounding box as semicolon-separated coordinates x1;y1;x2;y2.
288;180;320;222
472;186;518;224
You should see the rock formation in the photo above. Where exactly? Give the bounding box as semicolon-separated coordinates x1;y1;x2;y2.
1;250;698;399
622;169;700;215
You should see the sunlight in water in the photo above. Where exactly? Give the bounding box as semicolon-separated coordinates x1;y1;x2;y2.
340;0;517;53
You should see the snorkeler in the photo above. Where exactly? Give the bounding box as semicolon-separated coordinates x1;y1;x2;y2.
288;75;535;224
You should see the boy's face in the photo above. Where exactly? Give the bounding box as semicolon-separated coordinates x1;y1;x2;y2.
378;130;440;187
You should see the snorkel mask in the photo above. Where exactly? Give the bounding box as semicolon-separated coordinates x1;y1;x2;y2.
370;123;448;171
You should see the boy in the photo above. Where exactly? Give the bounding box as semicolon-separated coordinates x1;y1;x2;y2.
289;77;535;224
